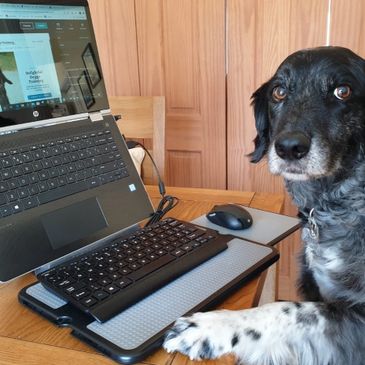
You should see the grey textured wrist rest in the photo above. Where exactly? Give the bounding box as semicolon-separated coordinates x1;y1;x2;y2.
24;238;276;358
193;207;300;246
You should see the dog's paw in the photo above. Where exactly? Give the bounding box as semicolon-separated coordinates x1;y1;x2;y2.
163;311;236;360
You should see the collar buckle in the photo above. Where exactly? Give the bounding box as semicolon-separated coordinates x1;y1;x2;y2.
308;208;319;240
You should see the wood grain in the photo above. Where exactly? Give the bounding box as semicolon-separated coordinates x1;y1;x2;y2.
330;0;365;55
88;0;140;96
135;0;227;189
110;96;165;184
227;0;328;192
90;0;227;189
227;0;328;300
147;185;254;206
167;151;203;188
0;336;116;365
135;0;166;96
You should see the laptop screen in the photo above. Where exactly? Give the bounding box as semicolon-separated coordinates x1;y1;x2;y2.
0;1;109;128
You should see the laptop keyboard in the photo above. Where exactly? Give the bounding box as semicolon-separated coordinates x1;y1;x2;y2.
38;218;230;322
0;129;128;217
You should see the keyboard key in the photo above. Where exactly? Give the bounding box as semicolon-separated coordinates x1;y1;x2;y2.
64;281;86;294
33;161;42;171
1;170;11;180
29;173;39;184
171;248;185;257
19;176;30;187
11;166;23;177
18;188;29;199
116;277;132;289
86;178;100;188
6;191;18;202
38;182;48;192
9;202;24;214
0;205;11;217
73;289;90;300
1;157;12;167
56;279;75;288
98;277;112;286
80;297;97;307
105;284;120;294
0;183;8;193
23;164;33;174
93;290;109;301
23;197;39;210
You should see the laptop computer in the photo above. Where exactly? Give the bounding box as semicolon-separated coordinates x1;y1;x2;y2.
0;0;156;282
0;0;239;322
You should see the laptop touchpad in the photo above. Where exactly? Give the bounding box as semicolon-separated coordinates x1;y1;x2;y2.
41;197;108;250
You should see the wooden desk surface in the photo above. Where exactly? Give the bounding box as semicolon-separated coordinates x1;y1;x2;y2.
0;186;284;365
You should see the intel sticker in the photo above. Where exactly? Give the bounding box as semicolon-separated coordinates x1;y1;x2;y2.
129;184;136;192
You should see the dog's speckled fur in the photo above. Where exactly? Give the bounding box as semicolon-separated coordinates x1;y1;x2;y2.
163;47;365;365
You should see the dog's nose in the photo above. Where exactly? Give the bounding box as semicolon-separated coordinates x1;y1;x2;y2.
275;132;311;160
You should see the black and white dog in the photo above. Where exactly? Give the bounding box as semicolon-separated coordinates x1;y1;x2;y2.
163;46;365;365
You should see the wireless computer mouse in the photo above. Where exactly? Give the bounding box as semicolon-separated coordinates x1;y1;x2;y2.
206;204;253;230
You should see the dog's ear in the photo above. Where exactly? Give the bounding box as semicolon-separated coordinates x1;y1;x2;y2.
249;81;271;163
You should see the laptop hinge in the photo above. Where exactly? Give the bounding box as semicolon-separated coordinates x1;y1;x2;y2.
89;111;103;122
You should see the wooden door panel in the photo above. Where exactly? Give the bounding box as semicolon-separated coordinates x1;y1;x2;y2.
88;0;140;97
136;0;226;189
135;0;165;96
166;120;202;150
330;0;365;57
167;151;203;188
163;2;200;112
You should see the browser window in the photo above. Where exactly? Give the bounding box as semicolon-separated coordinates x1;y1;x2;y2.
0;2;108;127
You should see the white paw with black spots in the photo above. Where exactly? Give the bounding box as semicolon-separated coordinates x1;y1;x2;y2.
163;302;335;365
163;311;241;360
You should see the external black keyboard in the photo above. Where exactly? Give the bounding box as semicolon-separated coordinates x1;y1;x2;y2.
38;218;229;322
0;129;128;217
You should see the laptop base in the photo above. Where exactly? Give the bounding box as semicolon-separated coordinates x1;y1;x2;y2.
19;237;278;365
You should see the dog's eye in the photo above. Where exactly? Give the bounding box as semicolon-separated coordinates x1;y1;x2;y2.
334;85;352;100
272;86;287;102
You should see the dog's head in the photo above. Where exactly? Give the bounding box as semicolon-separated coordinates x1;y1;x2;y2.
251;46;365;181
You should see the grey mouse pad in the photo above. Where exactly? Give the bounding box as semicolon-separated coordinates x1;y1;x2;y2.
193;207;300;246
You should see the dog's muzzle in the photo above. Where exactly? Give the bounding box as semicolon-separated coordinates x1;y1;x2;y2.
274;132;311;161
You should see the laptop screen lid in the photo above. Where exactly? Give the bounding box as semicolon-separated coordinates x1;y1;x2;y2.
0;1;154;282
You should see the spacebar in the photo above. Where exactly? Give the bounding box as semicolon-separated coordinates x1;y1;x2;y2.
38;181;88;204
129;254;175;281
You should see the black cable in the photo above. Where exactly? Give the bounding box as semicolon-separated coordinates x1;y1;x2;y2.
146;194;179;225
126;140;165;197
125;139;179;225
